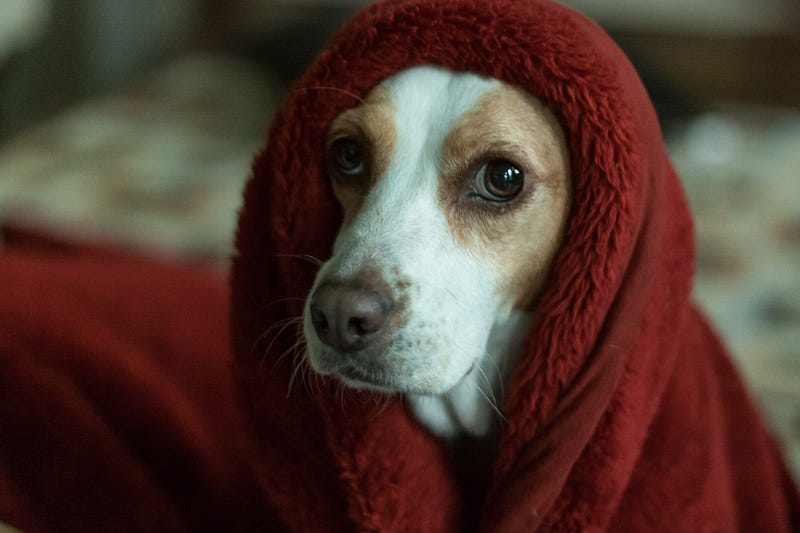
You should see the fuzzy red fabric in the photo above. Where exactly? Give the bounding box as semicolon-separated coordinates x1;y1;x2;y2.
1;1;797;531
0;227;267;532
231;0;800;531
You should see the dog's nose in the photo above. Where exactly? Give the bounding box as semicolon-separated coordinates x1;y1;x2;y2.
310;281;392;352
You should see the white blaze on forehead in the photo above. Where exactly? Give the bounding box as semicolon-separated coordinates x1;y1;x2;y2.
381;66;501;176
330;65;502;276
323;66;506;389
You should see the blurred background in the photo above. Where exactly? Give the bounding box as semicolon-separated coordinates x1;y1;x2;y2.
1;0;798;476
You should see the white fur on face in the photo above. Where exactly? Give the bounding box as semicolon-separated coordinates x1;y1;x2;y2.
302;65;570;437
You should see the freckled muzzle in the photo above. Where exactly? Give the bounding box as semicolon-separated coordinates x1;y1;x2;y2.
308;270;406;371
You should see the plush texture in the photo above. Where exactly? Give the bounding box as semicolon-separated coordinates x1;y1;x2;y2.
230;0;800;531
1;0;798;531
0;226;268;532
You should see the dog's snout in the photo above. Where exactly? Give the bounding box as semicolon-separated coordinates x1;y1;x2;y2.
310;281;392;353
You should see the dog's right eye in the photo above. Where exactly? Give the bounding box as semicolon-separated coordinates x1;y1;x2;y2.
329;138;366;177
473;159;524;202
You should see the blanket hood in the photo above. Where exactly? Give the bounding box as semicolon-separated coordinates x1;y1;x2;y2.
231;0;799;530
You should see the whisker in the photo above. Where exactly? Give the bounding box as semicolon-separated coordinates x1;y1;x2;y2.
256;316;304;370
306;360;321;395
265;296;307;307
253;296;306;320
287;349;317;398
263;318;302;352
251;316;295;356
253;314;300;344
367;391;393;421
473;362;504;419
275;253;325;268
473;380;508;424
481;349;506;401
380;393;395;415
293;85;366;104
444;335;509;425
275;332;307;369
287;355;304;398
473;362;495;400
256;316;302;342
337;381;346;410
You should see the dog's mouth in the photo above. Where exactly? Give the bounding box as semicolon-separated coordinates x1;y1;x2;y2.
336;364;399;391
332;358;480;395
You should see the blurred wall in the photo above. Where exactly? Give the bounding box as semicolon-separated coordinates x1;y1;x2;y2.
2;0;799;140
0;0;199;139
219;0;799;112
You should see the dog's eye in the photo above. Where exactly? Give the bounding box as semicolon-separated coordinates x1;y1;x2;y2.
474;160;523;201
329;138;366;177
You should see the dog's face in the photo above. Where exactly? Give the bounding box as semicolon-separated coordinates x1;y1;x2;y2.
303;65;570;395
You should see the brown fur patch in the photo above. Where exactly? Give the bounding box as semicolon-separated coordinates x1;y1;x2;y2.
326;86;396;225
438;85;572;310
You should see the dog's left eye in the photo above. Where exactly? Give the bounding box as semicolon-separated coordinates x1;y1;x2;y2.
474;160;524;201
329;138;366;177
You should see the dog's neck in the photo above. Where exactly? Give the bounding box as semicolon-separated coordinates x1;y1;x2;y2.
406;310;532;439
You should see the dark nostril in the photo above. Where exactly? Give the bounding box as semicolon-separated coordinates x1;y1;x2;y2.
310;305;329;334
348;317;367;336
309;281;392;352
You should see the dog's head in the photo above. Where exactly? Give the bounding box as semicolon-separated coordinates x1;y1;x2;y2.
302;65;570;395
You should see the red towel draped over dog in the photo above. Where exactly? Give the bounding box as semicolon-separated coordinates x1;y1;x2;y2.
231;0;800;530
1;0;799;532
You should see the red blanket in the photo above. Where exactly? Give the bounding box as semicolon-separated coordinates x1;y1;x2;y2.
0;227;267;532
230;0;800;530
1;0;798;531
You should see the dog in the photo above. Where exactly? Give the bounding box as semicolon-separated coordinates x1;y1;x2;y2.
302;65;571;440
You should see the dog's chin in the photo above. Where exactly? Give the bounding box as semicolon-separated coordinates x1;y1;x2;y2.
320;358;476;396
305;338;480;395
308;356;470;396
336;365;399;393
